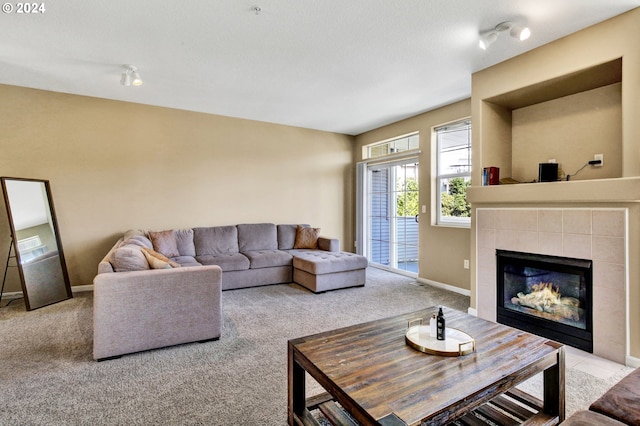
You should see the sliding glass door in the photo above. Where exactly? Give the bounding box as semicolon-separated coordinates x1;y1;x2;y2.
367;159;419;274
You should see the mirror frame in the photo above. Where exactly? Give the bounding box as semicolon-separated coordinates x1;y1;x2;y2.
1;177;72;310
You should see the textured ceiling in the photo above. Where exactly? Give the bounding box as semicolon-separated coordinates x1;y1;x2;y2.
1;1;638;135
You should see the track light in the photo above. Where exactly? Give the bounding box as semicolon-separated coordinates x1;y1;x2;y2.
478;21;530;50
120;65;143;87
510;24;531;41
479;32;498;50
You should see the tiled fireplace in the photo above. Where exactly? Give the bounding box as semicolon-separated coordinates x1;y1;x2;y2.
476;208;627;364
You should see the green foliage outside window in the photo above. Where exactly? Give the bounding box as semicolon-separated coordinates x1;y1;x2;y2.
441;177;471;218
396;178;419;217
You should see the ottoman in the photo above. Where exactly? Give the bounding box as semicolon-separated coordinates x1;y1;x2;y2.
291;250;368;293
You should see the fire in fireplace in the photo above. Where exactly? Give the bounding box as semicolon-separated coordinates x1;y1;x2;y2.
496;250;593;352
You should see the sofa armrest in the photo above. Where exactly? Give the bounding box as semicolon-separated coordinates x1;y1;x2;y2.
93;265;222;360
318;236;340;252
97;237;123;274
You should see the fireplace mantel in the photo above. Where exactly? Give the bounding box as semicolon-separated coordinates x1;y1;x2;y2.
468;177;640;205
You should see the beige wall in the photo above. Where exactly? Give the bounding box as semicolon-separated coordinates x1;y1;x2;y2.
0;85;355;291
470;8;640;361
354;100;472;292
512;83;622;182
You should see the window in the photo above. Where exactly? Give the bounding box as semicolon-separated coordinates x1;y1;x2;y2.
367;133;419;159
435;119;471;226
17;235;46;263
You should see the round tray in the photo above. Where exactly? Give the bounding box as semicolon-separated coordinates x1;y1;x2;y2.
405;324;475;357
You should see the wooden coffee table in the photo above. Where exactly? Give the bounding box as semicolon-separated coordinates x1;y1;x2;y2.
288;307;564;425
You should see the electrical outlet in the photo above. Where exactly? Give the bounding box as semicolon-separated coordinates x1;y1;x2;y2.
548;158;556;163
594;154;603;167
464;259;469;269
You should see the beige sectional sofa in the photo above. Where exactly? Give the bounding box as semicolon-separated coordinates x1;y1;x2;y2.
93;223;367;360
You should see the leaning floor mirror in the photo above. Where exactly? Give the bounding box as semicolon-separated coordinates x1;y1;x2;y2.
1;177;72;310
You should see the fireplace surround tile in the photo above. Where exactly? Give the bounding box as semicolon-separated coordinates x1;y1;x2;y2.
512;209;539;232
494;210;514;230
593;261;625;292
476;207;628;363
539;210;563;233
592;236;625;263
562;233;592;259
563;210;593;235
478;228;496;249
538;232;563;256
497;230;538;253
494;209;538;231
593;285;626;364
476;209;495;230
593;210;626;237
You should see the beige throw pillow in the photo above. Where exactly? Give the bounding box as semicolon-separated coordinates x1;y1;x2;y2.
142;247;181;269
294;225;320;249
148;230;180;258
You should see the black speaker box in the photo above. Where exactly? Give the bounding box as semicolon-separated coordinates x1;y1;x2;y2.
538;163;558;182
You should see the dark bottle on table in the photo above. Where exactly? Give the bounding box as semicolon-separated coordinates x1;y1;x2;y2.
436;307;446;340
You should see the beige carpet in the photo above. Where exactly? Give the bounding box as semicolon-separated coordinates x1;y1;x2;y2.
0;268;633;425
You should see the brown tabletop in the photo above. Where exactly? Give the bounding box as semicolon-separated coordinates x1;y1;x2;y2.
288;306;565;425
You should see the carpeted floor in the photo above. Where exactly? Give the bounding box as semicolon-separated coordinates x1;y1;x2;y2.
0;268;633;425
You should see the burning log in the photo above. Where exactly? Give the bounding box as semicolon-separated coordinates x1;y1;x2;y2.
511;282;581;321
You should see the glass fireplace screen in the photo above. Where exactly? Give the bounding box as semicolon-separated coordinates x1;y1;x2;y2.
498;250;592;331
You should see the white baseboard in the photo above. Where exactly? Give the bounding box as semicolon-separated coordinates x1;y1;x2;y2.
416;277;471;297
72;285;94;293
467;307;478;316
2;284;94;301
626;355;640;368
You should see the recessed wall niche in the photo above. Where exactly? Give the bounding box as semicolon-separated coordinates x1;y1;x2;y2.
481;58;622;183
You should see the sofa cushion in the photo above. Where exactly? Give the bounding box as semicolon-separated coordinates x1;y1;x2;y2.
148;230;180;258
110;244;150;272
237;223;278;252
171;255;202;267
175;229;196;257
589;367;640;425
277;224;309;250
294;225;320;249
242;250;293;269
561;410;626;425
194;226;239;256
196;253;250;272
291;250;368;275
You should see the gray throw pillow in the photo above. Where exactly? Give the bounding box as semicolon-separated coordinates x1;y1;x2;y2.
110;244;150;272
175;229;196;257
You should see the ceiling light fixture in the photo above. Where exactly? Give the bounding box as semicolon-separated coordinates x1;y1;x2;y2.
478;21;530;50
120;65;143;87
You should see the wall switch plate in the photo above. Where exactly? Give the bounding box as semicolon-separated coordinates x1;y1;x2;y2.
421;205;426;214
464;259;469;269
594;154;603;167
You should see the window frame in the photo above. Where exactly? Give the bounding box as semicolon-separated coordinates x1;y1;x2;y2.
365;132;420;160
434;118;472;228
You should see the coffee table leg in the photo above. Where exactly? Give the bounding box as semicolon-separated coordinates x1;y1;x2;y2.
288;342;306;425
543;345;565;422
